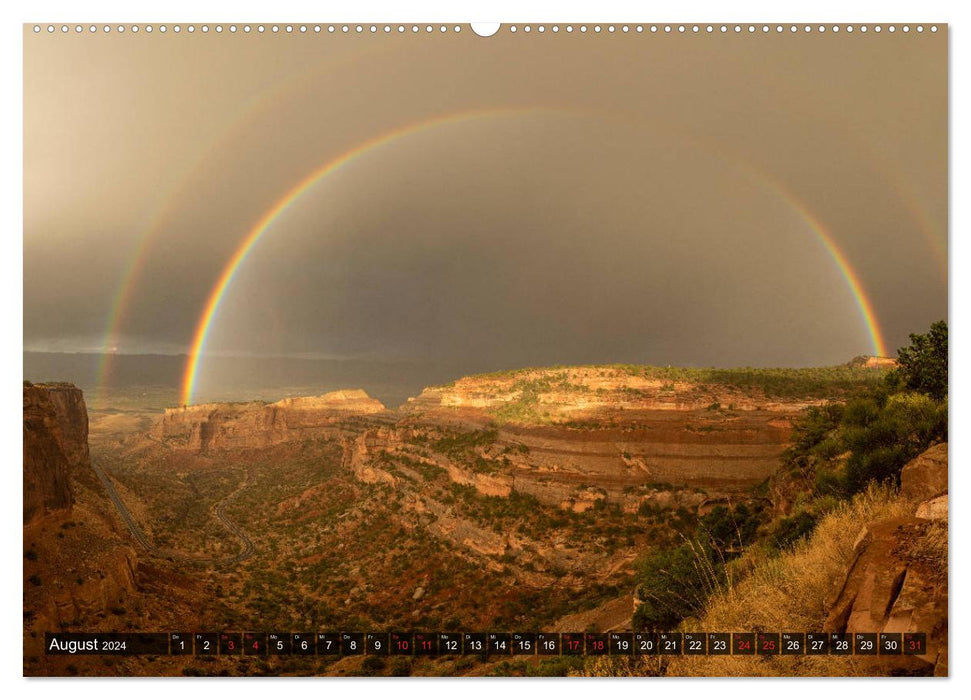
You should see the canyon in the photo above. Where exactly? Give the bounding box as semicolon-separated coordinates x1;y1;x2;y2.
152;365;848;513
156;390;386;452
26;361;947;677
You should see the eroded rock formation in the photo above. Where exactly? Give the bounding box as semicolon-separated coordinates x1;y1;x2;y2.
23;382;88;524
900;442;947;501
23;382;141;641
824;444;948;676
157;389;387;451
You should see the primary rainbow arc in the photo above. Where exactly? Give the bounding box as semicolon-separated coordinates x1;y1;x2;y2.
179;110;888;407
180;109;522;406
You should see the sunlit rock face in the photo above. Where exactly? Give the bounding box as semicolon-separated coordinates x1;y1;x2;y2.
157;389;387;451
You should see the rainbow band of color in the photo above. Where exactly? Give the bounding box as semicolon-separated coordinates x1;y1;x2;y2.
99;77;938;401
816;229;888;358
770;183;888;359
94;45;408;396
180;110;515;405
180;110;888;407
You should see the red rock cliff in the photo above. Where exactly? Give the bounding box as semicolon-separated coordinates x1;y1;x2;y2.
22;382;89;524
157;389;387;451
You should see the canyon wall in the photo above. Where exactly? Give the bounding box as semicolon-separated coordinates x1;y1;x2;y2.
147;365;890;525
404;366;835;421
23;382;89;524
23;382;141;642
152;367;880;507
156;390;387;451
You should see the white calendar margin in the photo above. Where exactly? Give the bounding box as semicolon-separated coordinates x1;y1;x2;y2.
1;0;965;698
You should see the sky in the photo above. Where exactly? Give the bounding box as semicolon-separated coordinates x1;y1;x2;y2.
23;25;948;396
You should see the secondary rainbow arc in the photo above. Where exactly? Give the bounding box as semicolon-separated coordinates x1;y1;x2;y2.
93;43;403;395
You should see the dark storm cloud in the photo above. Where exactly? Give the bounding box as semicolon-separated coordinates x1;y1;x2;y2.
24;28;947;379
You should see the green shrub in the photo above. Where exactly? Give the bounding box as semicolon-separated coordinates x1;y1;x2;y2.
840;391;947;494
888;320;947;401
768;511;818;550
783;322;947;498
432;429;498;458
632;539;723;630
697;503;763;554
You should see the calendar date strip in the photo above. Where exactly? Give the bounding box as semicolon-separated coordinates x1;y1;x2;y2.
45;631;927;657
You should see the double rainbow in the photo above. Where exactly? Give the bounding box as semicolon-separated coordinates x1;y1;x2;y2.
175;108;889;406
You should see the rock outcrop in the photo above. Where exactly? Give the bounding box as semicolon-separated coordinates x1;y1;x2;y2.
157;390;387;451
341;428;400;487
23;382;89;524
40;547;139;627
394;367;877;500
900;443;947;501
23;382;142;645
915;495;947;521
863;356;898;369
321;367;831;532
823;444;948;676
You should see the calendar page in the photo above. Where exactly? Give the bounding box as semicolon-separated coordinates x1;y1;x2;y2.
22;20;947;678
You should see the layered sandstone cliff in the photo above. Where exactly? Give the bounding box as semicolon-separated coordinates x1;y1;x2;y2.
157;389;387;451
404;366;842;421
23;382;89;524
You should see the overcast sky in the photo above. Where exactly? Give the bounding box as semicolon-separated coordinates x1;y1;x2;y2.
24;27;947;380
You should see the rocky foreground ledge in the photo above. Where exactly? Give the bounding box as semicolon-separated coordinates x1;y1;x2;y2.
824;443;948;676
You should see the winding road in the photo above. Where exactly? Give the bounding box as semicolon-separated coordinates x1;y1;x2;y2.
91;460;255;564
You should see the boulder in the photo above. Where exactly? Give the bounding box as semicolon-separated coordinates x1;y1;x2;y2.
916;494;948;521
900;443;947;501
825;515;947;676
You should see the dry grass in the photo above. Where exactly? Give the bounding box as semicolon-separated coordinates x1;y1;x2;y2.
908;519;948;583
581;484;915;677
577;655;665;677
669;483;914;676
